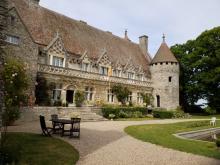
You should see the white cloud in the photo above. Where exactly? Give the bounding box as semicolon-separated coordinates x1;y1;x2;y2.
40;0;220;56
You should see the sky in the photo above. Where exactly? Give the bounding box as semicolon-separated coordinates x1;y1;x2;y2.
40;0;220;57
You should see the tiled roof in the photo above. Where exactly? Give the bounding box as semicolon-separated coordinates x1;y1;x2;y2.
151;42;178;64
11;0;151;74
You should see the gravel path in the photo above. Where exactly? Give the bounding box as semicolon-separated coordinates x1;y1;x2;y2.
8;119;220;165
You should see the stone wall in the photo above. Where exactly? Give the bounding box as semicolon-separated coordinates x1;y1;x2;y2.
5;8;39;97
17;106;102;122
150;62;179;110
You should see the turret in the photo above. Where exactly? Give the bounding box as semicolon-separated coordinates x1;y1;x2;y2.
150;34;179;110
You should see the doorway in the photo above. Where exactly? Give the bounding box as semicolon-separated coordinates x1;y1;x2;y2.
156;95;160;107
66;90;74;103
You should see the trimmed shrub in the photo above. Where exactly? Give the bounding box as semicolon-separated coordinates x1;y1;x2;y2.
153;109;174;119
102;107;147;119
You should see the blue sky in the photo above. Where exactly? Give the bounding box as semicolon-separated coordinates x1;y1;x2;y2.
40;0;220;57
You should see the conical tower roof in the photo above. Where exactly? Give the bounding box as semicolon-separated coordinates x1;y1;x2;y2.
151;35;178;64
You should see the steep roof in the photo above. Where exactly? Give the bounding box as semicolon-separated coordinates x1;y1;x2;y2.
151;42;178;64
10;0;150;73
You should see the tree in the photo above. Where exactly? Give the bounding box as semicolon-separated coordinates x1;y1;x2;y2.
141;93;154;107
171;26;220;112
2;57;29;125
35;75;50;106
112;84;130;105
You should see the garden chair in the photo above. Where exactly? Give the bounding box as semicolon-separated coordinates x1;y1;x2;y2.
70;118;81;138
210;117;216;126
39;115;53;136
51;114;62;133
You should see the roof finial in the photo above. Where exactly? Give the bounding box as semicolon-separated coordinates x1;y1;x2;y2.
162;33;165;43
124;29;130;41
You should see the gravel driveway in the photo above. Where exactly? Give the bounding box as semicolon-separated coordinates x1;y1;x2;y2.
8;119;220;165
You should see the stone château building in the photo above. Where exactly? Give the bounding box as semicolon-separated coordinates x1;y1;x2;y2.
5;0;179;110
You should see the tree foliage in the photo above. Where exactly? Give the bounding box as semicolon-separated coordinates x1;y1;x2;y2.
35;75;50;106
141;93;154;107
2;57;29;125
112;84;130;105
171;27;220;112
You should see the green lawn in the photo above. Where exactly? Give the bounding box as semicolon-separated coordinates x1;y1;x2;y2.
1;132;79;165
125;121;220;159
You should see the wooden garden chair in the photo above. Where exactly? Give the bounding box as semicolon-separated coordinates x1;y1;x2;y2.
51;114;62;133
39;115;53;136
70;118;81;138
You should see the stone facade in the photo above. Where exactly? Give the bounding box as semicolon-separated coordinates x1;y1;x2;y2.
4;7;38;97
150;62;179;109
6;0;180;110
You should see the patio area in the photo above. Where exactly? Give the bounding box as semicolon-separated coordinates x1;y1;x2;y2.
8;119;220;165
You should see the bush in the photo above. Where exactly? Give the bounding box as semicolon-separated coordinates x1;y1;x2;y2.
102;107;147;119
186;121;208;128
203;106;216;115
74;91;85;107
53;100;62;106
216;139;220;147
153;109;174;119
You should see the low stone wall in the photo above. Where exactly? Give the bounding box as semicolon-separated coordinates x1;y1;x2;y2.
18;106;102;122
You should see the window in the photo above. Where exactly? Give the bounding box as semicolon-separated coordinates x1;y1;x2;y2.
156;95;160;107
128;72;134;79
52;56;64;67
137;74;143;81
113;69;121;77
52;83;62;101
137;93;143;104
9;15;16;25
6;35;20;45
100;66;108;75
85;87;93;101
81;63;89;72
127;92;132;102
169;76;172;82
107;89;114;103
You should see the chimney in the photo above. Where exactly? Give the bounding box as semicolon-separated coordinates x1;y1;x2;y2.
124;29;130;41
139;35;148;55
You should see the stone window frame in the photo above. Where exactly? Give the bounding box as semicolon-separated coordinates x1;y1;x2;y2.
137;92;143;104
112;69;122;77
127;72;135;80
52;83;62;101
5;34;20;45
85;87;94;101
81;62;90;72
127;92;132;102
52;56;64;67
107;89;114;103
99;65;109;76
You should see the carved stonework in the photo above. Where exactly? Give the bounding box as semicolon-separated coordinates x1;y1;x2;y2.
97;50;111;66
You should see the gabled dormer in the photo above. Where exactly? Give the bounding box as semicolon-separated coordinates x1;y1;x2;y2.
44;32;67;68
79;51;92;72
124;57;136;79
97;49;111;75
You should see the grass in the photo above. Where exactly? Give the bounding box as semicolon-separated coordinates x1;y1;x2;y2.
125;121;220;159
1;132;79;165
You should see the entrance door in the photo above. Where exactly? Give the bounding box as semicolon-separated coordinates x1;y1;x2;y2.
66;90;74;103
156;95;160;107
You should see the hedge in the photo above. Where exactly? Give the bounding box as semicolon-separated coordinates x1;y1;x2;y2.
153;109;174;119
101;107;147;119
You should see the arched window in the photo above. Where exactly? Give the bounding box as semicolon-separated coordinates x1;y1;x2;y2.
85;87;93;101
156;95;160;107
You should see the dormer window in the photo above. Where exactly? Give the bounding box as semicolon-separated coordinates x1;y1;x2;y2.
81;62;89;72
100;66;108;75
113;69;121;77
137;74;143;81
52;56;64;67
128;72;134;79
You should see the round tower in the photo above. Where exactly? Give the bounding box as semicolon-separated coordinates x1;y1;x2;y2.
150;35;179;110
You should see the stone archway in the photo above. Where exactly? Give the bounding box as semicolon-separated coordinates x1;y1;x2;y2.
65;85;76;105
